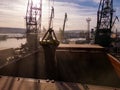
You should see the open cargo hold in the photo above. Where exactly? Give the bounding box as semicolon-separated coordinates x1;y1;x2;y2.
0;44;120;87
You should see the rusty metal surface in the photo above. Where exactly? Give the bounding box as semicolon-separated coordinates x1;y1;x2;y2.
108;54;120;78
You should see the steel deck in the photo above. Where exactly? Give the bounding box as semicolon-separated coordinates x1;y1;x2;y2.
0;76;120;90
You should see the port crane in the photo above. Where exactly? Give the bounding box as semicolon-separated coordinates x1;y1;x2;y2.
95;0;118;47
25;0;42;50
62;13;67;41
59;13;68;43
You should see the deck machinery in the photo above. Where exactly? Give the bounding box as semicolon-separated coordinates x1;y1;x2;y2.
25;0;42;50
95;0;117;47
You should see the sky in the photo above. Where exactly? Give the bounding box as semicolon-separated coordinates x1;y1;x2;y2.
0;0;120;31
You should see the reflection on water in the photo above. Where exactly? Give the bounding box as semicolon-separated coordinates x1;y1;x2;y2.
0;38;26;49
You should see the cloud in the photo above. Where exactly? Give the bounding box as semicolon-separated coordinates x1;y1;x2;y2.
0;0;98;30
0;0;119;31
42;1;98;30
0;0;27;28
92;0;100;3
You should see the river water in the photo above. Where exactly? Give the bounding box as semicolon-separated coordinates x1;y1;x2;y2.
0;38;26;49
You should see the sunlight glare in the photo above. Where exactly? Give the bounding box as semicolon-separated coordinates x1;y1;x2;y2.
32;0;48;14
32;0;40;8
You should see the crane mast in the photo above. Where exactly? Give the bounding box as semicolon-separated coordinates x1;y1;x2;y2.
95;0;114;47
25;0;42;50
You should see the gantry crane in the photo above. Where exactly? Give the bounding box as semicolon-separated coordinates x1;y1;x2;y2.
95;0;118;47
25;0;42;50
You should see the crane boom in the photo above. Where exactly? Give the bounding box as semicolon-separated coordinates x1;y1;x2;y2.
61;13;68;41
63;13;67;33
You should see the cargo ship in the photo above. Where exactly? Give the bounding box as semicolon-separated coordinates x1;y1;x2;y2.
0;0;120;90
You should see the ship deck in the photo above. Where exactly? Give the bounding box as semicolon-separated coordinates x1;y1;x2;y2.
0;76;120;90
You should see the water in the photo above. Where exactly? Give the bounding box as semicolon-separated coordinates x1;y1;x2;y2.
0;38;26;49
0;33;25;38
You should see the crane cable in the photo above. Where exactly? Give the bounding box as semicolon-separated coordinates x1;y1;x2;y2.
48;0;55;29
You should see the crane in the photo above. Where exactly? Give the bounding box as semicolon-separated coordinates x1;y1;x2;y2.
41;7;59;44
95;0;117;47
62;13;67;41
25;0;42;50
59;13;67;43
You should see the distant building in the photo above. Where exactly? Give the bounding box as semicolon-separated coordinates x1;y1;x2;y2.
55;30;89;44
64;30;88;39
